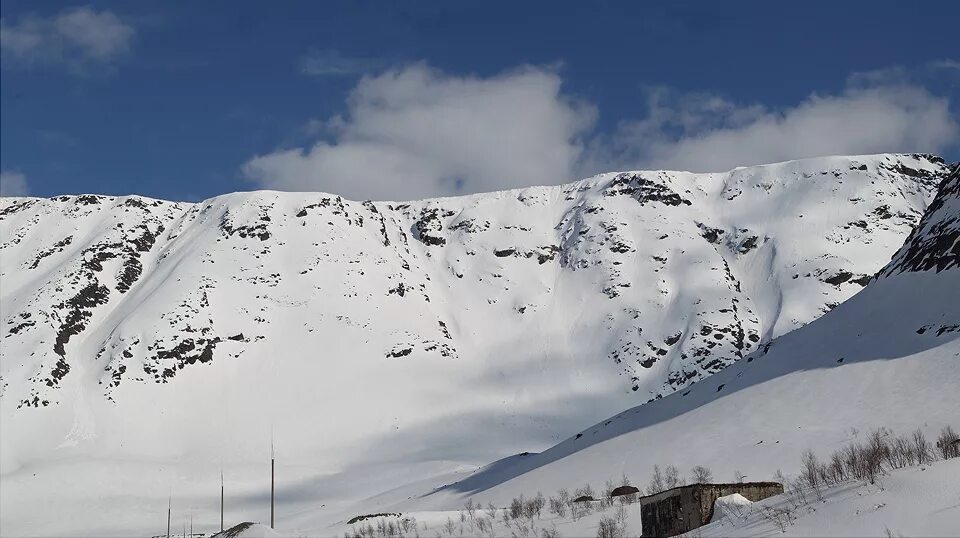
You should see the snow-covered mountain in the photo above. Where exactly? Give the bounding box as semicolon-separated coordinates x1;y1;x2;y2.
0;153;954;536
377;161;960;533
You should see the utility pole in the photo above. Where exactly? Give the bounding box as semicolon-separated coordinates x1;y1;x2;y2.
166;495;171;538
270;438;275;529
220;469;225;532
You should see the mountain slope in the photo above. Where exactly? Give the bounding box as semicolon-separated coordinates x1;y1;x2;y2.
0;154;952;536
390;164;960;524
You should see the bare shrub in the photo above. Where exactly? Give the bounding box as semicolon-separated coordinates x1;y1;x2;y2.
510;495;525;520
937;425;960;459
913;428;933;464
548;495;567;518
827;451;846;483
521;493;544;520
646;465;665;494
574;483;595;500
541;527;561;538
475;517;491;536
596;516;625;538
887;434;912;469
772;468;787;485
463;499;477;523
690;465;713;483
759;506;793;532
800;449;823;499
485;502;497;520
599;478;617;508
664;464;683;488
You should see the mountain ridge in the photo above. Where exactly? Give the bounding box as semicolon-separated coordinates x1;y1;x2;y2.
1;152;956;536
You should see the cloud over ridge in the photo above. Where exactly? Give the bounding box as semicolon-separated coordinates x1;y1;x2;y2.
245;62;959;200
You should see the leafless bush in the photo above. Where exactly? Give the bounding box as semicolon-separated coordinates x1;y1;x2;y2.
690;465;713;483
800;449;823;499
647;465;665;494
541;526;561;538
485;502;497;520
475;517;491;536
599;479;617;508
786;477;808;508
827;451;846;483
442;517;456;536
510;495;525;520
570;486;594;521
463;499;477;523
596;515;625;538
521;493;544;520
614;504;628;531
759;506;794;532
884;526;905;538
913;428;933;464
664;464;683;488
773;468;787;485
937;425;959;459
547;489;570;518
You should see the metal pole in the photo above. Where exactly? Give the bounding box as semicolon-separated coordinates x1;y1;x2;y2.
221;469;225;532
166;495;171;538
270;454;275;528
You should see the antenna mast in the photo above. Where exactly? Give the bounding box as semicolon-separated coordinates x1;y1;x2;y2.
166;495;171;538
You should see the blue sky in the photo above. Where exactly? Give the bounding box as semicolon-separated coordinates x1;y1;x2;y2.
1;1;958;201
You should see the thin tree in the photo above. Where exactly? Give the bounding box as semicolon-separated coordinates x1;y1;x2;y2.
166;495;171;538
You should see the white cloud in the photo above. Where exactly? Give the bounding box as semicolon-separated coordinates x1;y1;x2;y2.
299;49;380;77
0;7;134;69
244;63;596;200
245;63;958;201
591;82;959;174
0;171;29;197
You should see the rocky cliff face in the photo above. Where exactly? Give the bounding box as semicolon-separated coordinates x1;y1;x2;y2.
0;154;949;412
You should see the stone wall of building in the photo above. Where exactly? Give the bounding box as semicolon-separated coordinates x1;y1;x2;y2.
639;481;783;536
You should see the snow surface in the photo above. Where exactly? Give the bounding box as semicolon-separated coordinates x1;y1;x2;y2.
690;459;960;537
211;522;281;538
260;459;960;538
709;493;753;523
0;154;956;536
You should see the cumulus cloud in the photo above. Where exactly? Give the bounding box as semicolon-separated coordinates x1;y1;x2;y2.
245;63;957;200
244;63;596;200
0;7;134;69
299;49;381;77
0;171;29;197
589;82;959;174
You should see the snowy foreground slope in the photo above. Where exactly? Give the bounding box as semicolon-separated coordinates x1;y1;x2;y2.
690;458;960;537
341;164;959;536
0;154;955;536
330;458;960;538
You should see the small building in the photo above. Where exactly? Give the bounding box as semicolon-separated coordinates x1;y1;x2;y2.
639;481;783;536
